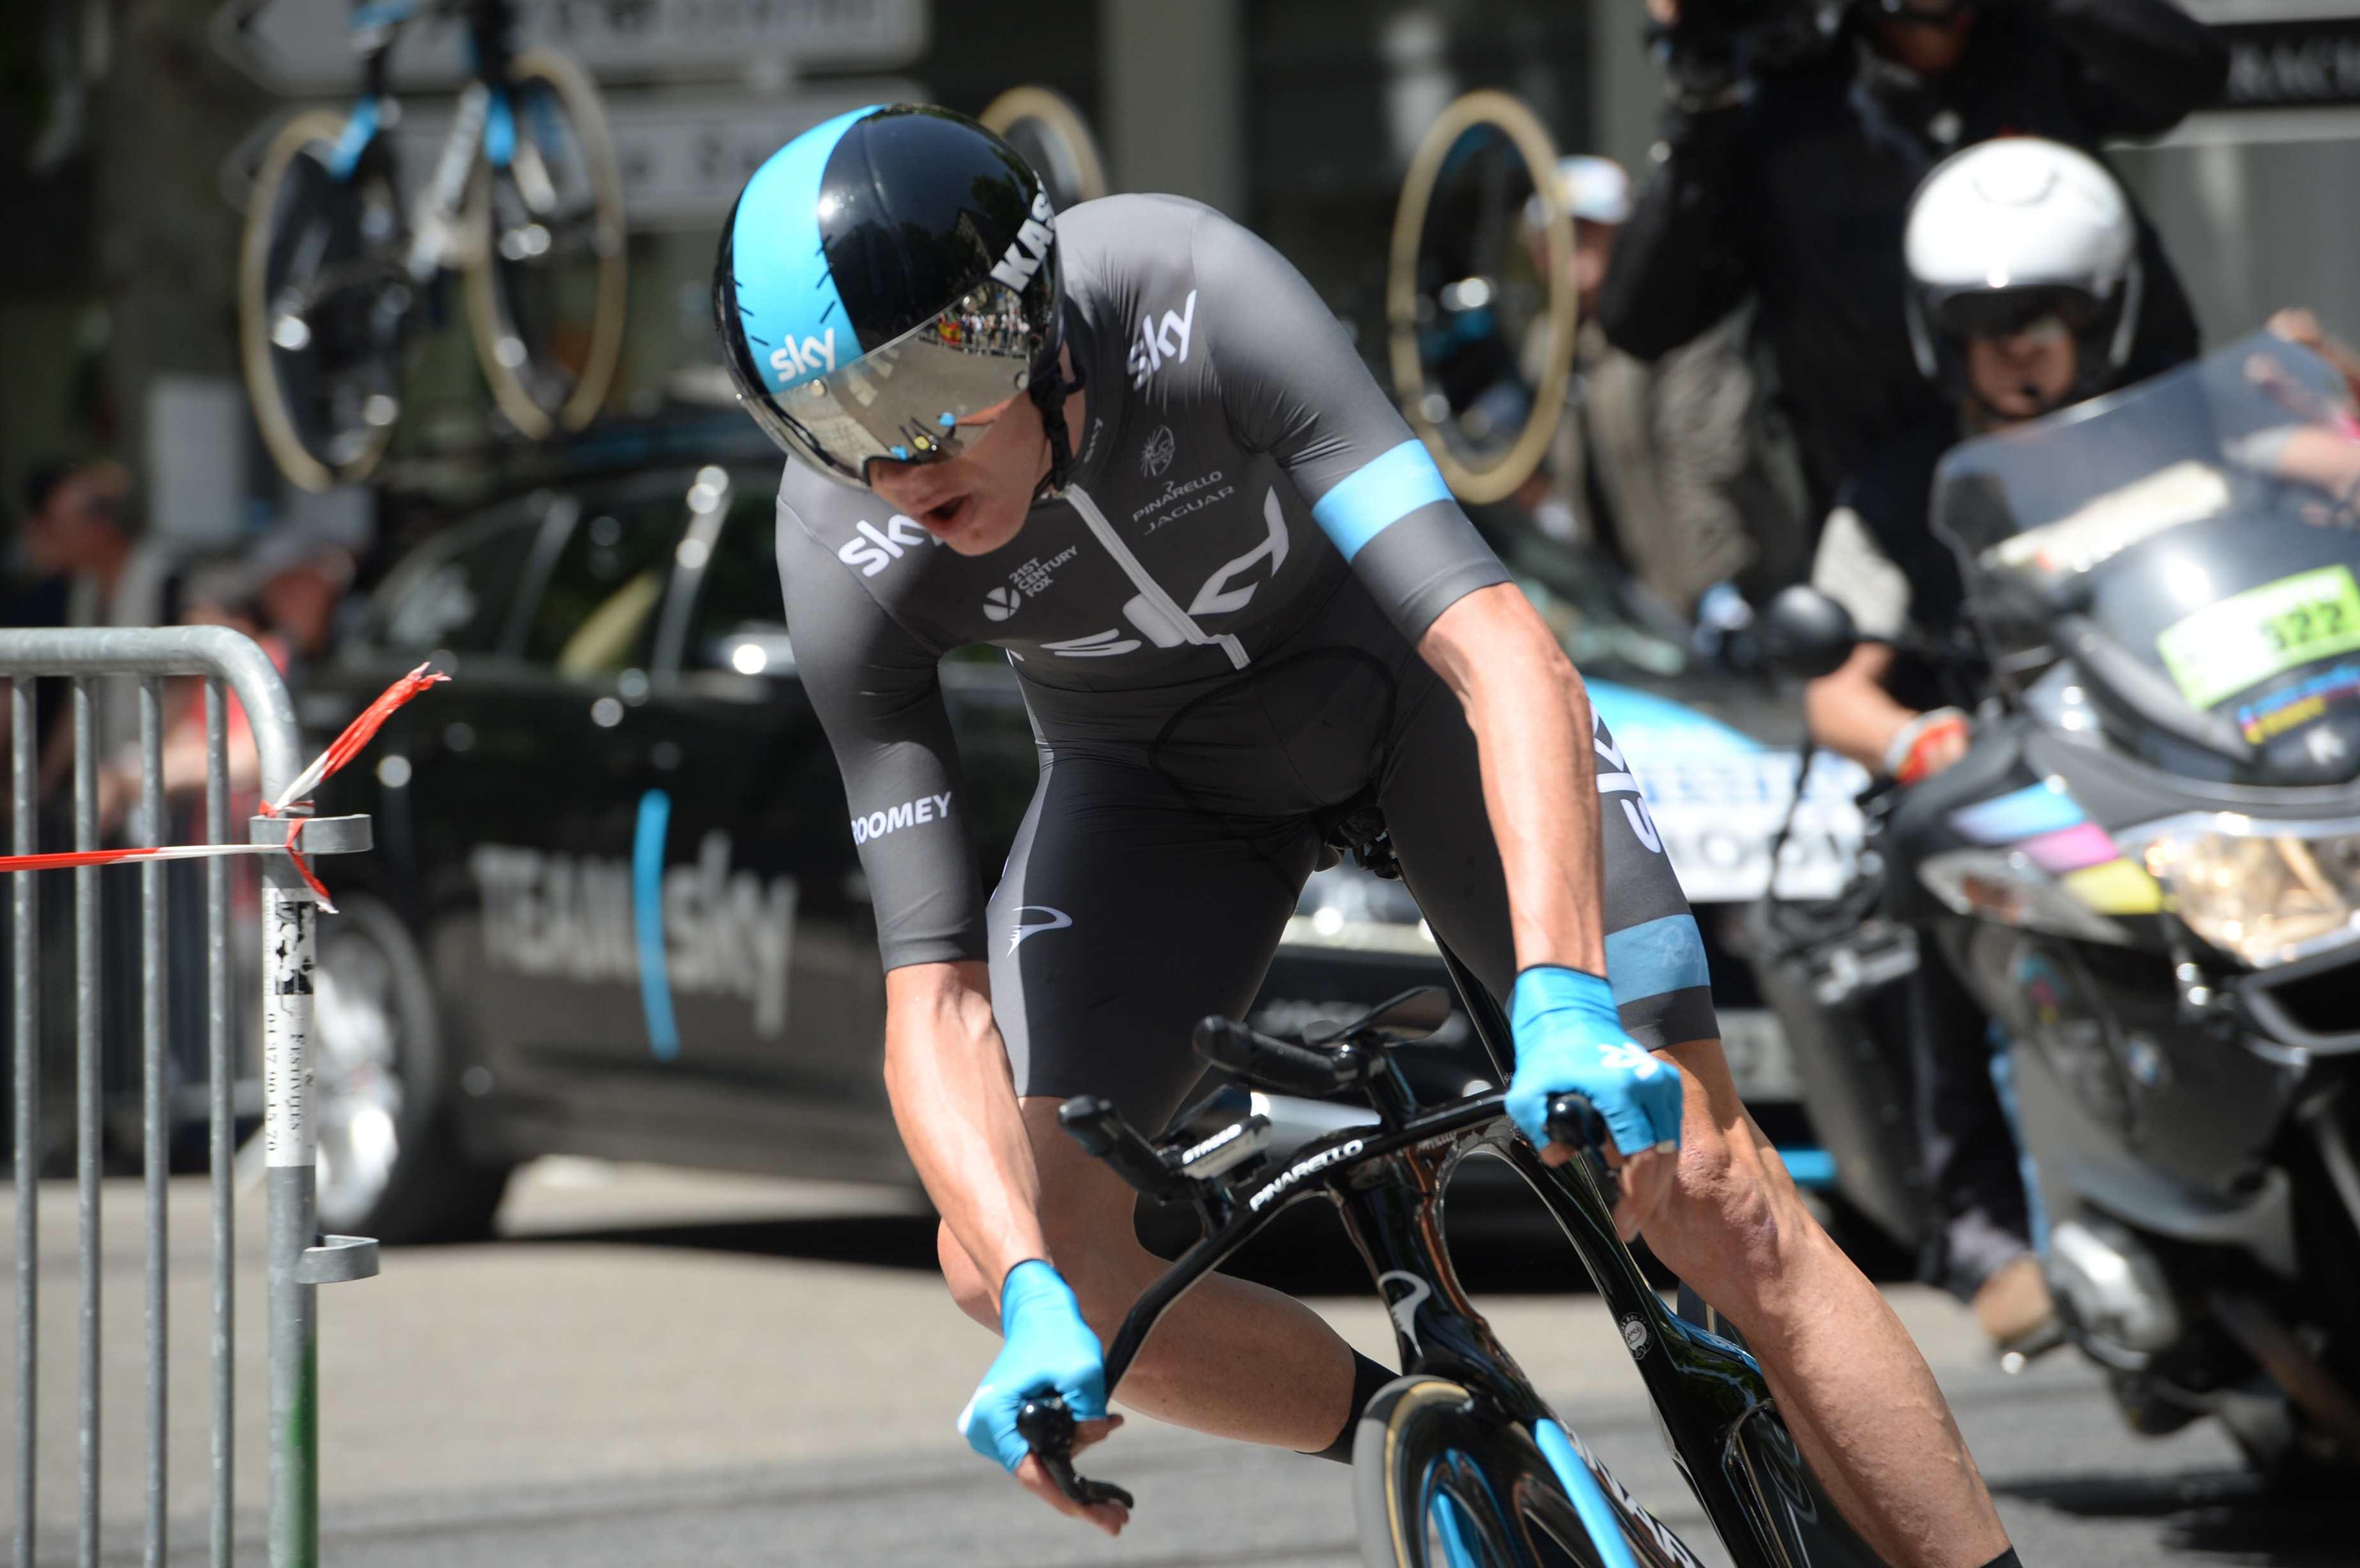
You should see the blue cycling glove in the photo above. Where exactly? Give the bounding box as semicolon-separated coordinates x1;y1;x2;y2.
1506;965;1684;1158
957;1260;1108;1471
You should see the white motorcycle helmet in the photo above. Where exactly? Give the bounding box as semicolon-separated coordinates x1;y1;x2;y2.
1903;137;2142;409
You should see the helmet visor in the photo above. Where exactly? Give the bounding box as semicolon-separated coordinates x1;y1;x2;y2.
1932;284;2099;342
725;280;1045;485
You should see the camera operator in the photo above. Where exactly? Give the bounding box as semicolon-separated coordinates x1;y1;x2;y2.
1522;156;1806;617
1598;0;2223;522
1806;140;2185;1348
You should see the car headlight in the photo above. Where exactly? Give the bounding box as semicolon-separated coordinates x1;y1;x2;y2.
2124;812;2360;967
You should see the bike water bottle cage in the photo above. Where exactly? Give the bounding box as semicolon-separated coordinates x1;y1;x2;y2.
713;105;1064;486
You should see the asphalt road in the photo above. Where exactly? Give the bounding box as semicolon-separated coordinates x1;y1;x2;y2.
8;1160;2356;1567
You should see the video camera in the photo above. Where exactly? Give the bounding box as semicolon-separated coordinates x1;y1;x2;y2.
1655;0;1845;102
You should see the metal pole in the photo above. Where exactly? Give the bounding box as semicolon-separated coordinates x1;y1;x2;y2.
207;679;233;1568
11;674;37;1568
73;677;98;1568
263;845;318;1568
139;677;167;1568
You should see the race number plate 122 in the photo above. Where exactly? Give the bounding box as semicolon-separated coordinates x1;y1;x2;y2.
2156;564;2360;711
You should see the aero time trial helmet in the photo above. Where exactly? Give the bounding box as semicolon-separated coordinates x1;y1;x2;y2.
715;105;1066;486
1903;137;2141;407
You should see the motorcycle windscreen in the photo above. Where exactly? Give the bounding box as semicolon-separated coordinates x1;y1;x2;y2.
1933;331;2360;784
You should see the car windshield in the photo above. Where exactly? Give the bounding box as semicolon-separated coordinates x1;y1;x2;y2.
1933;332;2360;783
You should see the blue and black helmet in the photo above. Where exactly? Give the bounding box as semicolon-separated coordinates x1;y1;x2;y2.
714;105;1066;486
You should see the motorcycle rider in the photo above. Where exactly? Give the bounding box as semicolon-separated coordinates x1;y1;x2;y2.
1599;0;2223;519
718;105;2020;1566
1804;137;2179;1346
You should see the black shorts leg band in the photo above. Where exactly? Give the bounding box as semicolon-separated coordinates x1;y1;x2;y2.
1978;1549;2022;1568
1303;1352;1399;1463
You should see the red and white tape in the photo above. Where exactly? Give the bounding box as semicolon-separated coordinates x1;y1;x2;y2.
0;663;449;910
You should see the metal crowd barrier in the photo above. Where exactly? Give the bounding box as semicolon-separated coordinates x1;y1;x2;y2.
3;628;377;1568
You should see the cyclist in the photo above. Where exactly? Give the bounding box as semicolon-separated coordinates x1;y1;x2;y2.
718;105;2018;1568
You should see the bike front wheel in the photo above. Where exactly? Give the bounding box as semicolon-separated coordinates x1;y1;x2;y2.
464;48;628;440
1356;1378;1603;1568
238;110;407;492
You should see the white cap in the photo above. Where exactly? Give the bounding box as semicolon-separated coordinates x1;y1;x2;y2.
1905;137;2133;298
1524;155;1631;231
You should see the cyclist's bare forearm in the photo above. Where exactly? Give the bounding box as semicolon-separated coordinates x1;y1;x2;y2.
1419;585;1677;1228
884;960;1050;1300
1416;584;1608;976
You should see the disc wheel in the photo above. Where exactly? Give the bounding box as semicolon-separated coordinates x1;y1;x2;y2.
238;110;409;492
464;49;628;440
1357;1379;1603;1568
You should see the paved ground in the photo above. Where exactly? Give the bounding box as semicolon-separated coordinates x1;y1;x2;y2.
7;1159;2355;1565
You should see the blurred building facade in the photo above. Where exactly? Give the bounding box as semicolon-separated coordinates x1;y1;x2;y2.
0;0;2352;571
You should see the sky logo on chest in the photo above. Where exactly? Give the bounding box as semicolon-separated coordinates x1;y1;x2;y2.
726;105;882;390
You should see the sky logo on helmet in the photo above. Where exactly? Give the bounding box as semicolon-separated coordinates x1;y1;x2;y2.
769;328;839;386
989;190;1057;292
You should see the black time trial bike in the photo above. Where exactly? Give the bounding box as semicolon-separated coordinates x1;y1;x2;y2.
1019;942;1893;1568
236;0;628;492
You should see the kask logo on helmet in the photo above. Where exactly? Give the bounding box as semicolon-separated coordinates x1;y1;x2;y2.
990;190;1058;292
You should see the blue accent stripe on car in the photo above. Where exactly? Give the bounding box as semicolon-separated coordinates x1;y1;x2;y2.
1585;679;1766;757
728;105;880;390
1778;1147;1838;1189
1603;913;1711;1005
1310;441;1454;561
1532;1421;1645;1568
1946;782;2085;845
633;789;680;1062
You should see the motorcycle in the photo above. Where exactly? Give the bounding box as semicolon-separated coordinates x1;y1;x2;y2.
1771;332;2360;1472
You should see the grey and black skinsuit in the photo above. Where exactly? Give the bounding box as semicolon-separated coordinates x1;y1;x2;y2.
776;194;1719;1132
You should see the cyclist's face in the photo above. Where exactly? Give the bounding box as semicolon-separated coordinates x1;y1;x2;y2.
1966;318;2077;423
865;391;1048;556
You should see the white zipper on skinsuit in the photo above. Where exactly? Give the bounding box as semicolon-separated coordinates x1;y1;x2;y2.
1064;483;1251;669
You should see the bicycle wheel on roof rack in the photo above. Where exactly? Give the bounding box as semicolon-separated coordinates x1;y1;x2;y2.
238;110;408;492
1358;1379;1605;1568
464;48;628;441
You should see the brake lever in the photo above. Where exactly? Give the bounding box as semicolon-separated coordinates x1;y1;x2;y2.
1544;1091;1621;1204
1015;1394;1136;1511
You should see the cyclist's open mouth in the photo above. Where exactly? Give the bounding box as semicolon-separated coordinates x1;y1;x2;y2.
917;492;974;534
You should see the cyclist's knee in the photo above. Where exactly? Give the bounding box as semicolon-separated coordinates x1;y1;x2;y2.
1646;1083;1821;1305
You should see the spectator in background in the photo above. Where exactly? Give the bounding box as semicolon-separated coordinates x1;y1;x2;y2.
4;460;183;822
1525;156;1808;619
1598;0;2225;524
8;462;86;629
246;525;359;690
